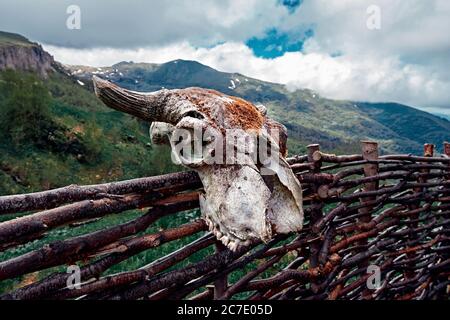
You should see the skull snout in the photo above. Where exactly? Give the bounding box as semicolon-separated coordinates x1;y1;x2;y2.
198;165;273;249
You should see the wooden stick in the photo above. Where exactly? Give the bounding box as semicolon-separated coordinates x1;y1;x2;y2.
0;199;199;281
0;171;201;215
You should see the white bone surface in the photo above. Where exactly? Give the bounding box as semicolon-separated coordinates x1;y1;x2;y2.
93;77;304;251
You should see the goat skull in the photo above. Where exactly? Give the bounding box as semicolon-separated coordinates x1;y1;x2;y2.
93;76;304;251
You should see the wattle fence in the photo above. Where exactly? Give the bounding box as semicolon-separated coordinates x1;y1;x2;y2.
0;141;449;300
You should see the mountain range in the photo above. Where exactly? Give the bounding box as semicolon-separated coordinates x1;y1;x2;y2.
67;59;450;155
0;30;449;194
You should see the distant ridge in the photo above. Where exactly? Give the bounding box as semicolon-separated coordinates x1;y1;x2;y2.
433;112;450;121
66;59;450;154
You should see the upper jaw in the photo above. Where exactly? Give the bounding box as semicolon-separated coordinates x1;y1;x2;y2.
198;159;304;251
198;164;273;251
204;214;252;251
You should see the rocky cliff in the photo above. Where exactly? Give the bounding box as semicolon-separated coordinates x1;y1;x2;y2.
0;31;55;77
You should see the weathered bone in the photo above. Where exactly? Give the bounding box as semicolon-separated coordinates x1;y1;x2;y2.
93;76;304;251
93;76;198;124
150;122;174;145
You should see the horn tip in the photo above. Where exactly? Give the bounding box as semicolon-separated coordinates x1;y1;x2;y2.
92;75;109;98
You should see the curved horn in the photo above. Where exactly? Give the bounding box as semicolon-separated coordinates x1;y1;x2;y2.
93;76;185;123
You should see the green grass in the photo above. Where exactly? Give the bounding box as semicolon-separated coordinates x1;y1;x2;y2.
0;70;183;195
0;31;34;48
0;207;211;294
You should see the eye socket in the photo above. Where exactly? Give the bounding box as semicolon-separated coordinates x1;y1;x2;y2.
184;111;204;120
244;228;252;233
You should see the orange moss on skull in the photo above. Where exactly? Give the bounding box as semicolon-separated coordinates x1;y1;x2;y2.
177;87;264;131
226;96;264;131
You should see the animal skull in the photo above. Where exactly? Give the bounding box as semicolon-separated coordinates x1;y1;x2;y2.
93;76;304;251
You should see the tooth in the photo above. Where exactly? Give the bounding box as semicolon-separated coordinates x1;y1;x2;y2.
229;241;238;251
243;240;251;246
214;229;223;239
221;236;230;246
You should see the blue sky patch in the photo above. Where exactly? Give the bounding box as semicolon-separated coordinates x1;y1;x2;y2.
246;28;313;58
279;0;303;13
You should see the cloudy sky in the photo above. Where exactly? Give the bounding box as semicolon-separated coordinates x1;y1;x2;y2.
1;0;449;114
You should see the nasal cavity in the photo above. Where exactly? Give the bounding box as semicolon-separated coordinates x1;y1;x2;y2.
262;174;275;192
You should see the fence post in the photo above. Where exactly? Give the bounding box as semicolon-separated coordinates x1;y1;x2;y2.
359;141;379;221
405;144;434;280
420;143;434;197
307;144;323;293
214;242;228;299
444;141;450;155
444;142;450;180
421;143;434;188
359;141;379;299
444;142;450;296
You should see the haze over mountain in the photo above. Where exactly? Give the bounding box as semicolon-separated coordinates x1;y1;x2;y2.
0;30;449;196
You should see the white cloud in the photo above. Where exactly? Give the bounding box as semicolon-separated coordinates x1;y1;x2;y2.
0;0;287;48
31;0;450;112
45;41;450;111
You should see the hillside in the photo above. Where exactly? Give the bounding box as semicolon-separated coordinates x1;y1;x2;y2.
432;112;450;121
0;33;195;294
1;31;449;197
0;33;180;196
68;59;450;155
0;32;33;47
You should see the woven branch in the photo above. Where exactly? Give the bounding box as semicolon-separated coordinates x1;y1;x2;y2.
0;141;449;300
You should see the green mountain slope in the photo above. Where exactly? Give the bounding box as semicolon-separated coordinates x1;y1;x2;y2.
0;33;181;195
0;69;180;195
356;102;450;149
0;33;200;294
69;59;450;155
